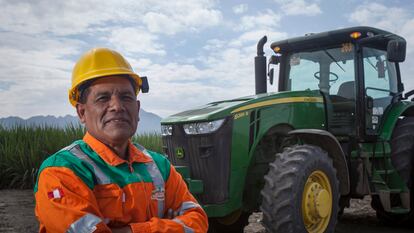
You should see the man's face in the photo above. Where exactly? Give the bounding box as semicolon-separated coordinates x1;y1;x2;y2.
76;76;140;146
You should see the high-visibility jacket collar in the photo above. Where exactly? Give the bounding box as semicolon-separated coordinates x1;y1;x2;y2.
83;132;152;166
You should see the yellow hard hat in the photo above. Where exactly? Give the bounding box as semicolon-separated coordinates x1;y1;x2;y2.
68;48;142;107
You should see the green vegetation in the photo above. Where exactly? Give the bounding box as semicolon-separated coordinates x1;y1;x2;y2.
0;125;162;189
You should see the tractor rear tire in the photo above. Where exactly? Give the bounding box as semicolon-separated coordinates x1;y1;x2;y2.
207;210;250;233
391;116;414;188
260;145;339;233
371;116;414;226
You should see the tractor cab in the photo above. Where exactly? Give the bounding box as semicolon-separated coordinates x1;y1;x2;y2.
266;27;406;139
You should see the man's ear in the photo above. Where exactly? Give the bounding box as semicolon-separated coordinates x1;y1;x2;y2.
136;100;140;122
76;103;86;124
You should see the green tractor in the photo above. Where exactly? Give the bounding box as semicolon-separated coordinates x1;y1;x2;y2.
161;26;414;232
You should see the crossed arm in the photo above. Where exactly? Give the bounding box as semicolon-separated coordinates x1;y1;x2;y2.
35;166;208;233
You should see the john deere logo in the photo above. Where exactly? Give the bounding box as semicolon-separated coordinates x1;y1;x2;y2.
175;147;185;159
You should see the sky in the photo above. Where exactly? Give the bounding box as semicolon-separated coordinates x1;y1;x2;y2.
1;0;414;119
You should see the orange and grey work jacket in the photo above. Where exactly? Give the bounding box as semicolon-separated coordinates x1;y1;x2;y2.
34;132;208;233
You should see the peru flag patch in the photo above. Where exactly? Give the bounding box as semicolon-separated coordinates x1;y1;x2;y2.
47;188;64;199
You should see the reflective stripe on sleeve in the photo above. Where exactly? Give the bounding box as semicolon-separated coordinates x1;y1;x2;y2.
146;161;165;218
136;143;166;218
69;145;111;185
177;201;201;216
66;213;102;233
172;218;195;233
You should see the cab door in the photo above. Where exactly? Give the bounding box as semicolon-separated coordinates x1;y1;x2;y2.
361;46;399;136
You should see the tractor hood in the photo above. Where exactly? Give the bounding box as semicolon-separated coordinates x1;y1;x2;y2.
161;90;322;124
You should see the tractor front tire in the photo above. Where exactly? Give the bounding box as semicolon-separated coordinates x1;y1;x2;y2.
260;145;340;233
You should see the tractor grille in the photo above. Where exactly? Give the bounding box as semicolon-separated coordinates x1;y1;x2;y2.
162;118;233;205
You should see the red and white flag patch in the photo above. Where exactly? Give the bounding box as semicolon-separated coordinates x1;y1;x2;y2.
47;188;64;199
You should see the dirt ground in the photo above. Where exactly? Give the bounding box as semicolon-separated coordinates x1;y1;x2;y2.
0;189;413;233
244;197;413;233
0;190;39;233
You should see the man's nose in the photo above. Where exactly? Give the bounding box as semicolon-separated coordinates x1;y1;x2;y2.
108;96;125;111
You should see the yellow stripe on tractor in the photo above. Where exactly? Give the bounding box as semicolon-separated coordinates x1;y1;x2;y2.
231;96;324;113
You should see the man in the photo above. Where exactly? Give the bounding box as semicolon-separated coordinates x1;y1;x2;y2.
34;48;208;233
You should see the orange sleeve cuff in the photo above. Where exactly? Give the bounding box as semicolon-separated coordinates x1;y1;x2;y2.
130;222;151;233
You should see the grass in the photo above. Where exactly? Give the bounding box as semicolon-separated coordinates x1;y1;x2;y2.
0;125;162;189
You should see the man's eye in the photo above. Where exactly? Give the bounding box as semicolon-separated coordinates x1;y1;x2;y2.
97;96;109;102
122;95;135;101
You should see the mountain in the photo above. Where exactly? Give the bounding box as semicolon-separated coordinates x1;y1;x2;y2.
0;109;162;134
137;109;162;134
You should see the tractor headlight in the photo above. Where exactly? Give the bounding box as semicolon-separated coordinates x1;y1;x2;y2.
161;125;173;136
183;119;225;135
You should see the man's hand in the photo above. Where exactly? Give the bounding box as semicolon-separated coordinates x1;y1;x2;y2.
110;226;132;233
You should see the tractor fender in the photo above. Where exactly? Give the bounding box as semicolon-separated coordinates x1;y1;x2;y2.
379;102;414;140
288;129;350;195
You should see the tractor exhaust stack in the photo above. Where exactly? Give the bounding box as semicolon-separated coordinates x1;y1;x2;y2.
255;36;267;95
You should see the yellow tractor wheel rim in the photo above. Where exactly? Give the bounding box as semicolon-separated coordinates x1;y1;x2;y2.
302;170;333;233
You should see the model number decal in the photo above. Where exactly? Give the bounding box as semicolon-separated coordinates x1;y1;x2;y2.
341;43;353;53
234;111;249;120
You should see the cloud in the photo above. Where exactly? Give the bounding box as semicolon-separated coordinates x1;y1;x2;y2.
0;81;14;91
0;0;222;37
274;0;322;16
0;30;85;118
136;60;240;117
0;0;118;36
142;12;184;36
349;3;408;32
0;32;82;81
237;10;282;31
400;20;414;54
107;27;165;56
141;0;222;35
203;39;227;51
233;4;248;14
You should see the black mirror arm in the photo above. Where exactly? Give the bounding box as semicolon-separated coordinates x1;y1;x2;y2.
268;68;274;85
403;89;414;100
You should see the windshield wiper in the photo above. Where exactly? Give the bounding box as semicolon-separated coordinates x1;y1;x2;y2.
366;57;377;71
324;50;345;72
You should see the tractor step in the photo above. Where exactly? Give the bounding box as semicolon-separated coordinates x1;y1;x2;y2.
372;189;405;195
371;180;386;185
375;169;395;175
378;190;411;212
388;207;410;214
388;188;404;193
